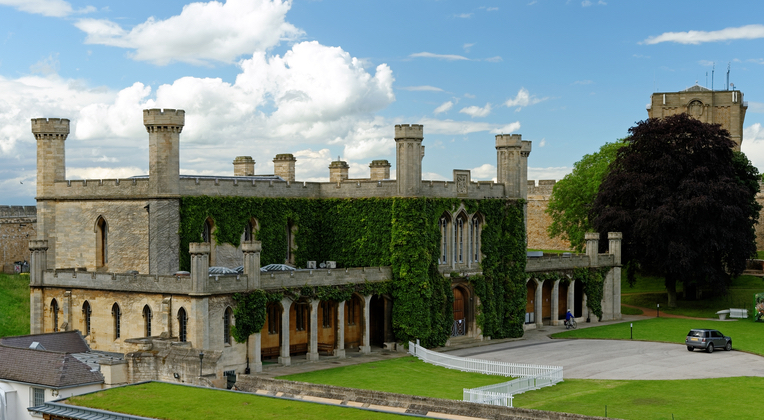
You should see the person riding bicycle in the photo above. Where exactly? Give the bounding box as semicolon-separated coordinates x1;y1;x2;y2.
565;309;573;327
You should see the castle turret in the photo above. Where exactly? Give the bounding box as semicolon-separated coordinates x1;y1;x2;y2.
495;134;531;199
369;159;391;181
233;156;255;176
32;118;69;198
144;109;184;195
329;159;349;183
395;124;424;196
273;154;296;182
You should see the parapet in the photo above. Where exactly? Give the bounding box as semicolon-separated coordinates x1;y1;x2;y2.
31;118;70;137
143;109;185;127
370;160;391;168
273;154;296;162
329;160;350;169
495;133;522;148
395;124;424;140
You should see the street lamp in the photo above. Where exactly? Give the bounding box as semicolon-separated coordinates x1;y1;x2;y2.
198;352;204;377
656;303;660;318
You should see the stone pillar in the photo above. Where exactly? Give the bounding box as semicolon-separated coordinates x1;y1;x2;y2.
329;159;350;183
242;241;261;290
585;232;599;267
189;243;210;295
308;299;319;361
520;141;532;201
62;290;72;331
279;298;292;366
250;332;263;373
30;288;43;334
233;156;255;176
361;295;372;354
551;280;560;326
602;269;614;321
609;232;623;321
395;124;424;196
334;301;346;358
273;154;296;182
369;160;391;181
568;280;576;318
29;240;48;335
534;279;543;329
161;297;172;336
192;297;210;350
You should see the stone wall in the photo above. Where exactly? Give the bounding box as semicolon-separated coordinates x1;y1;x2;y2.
527;180;570;251
0;206;36;272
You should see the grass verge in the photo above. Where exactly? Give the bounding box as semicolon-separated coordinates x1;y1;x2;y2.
68;381;405;419
0;273;30;337
620;305;643;315
278;356;509;400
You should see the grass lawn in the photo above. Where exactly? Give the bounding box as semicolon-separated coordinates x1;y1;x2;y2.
553;317;764;356
278;356;509;400
620;305;643;315
0;273;30;337
514;377;764;419
68;381;405;419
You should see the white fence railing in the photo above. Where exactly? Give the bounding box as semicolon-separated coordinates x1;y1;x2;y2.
408;341;563;408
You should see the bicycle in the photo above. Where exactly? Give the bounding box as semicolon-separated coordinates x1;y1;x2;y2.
564;318;577;329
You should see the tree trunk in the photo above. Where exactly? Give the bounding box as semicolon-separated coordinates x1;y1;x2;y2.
665;276;677;308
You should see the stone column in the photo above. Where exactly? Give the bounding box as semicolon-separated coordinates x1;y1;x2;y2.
62;290;72;331
250;332;262;373
334;301;346;358
242;241;261;290
609;232;623;321
551;280;560;326
585;232;599;267
308;299;319;361
161;297;172;336
534;279;543;329
395;124;424;197
29;240;48;334
279;298;292;366
192;297;210;350
189;243;210;295
30;288;43;334
361;295;372;354
567;280;576;318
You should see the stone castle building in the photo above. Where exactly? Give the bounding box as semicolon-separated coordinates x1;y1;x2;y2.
0;206;36;273
27;109;621;386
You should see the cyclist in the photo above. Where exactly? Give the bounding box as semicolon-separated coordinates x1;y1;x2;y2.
564;309;574;327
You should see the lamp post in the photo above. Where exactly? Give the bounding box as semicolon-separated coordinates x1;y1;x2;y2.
198;352;204;377
656;303;660;318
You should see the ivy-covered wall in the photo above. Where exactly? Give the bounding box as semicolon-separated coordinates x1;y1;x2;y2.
179;196;527;347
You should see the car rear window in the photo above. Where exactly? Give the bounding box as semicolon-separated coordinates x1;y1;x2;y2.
688;330;704;337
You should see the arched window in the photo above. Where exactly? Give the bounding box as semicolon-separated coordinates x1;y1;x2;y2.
470;214;482;263
243;218;258;242
111;303;121;339
454;213;467;264
82;301;91;336
143;305;152;337
51;299;59;332
224;307;233;344
202;218;213;243
178;308;188;342
95;216;108;268
438;213;450;265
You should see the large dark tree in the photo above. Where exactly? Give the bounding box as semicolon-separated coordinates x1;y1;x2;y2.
591;114;761;307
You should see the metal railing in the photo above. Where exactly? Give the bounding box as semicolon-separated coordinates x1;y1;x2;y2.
409;341;563;408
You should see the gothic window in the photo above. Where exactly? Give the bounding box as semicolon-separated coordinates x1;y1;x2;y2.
321;301;332;328
470;214;482;263
95;216;108;268
112;303;121;339
267;303;280;334
295;303;307;331
143;305;152;337
438;213;450;264
202;219;213;243
51;299;59;332
82;301;91;336
178;308;188;342
224;307;233;344
243;218;259;242
455;213;467;264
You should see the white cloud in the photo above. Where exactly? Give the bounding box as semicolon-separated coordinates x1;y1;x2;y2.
698;60;714;67
67;166;145;180
581;0;592;6
470;163;496;181
490;122;521;134
343;137;394;161
643;24;764;45
418;118;519;135
573;80;593;85
528;166;571;181
409;52;470;61
399;85;443;92
455;13;473;18
29;54;60;75
422;172;448;181
459;103;492;118
433;101;453;115
484;56;503;62
538;138;546;147
746;101;764;113
464;93;476;99
463;43;475;52
75;0;303;65
504;87;547;109
0;0;93;17
742;123;764;169
486;7;499;11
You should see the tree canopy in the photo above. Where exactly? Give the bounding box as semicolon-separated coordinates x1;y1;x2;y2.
546;140;624;252
591;114;761;306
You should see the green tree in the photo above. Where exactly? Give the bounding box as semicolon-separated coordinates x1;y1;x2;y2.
591;114;760;307
546;140;625;252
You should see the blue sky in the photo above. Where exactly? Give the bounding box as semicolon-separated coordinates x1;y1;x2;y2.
3;0;764;205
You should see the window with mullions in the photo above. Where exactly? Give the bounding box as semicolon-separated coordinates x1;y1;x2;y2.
455;215;467;263
295;303;307;331
30;387;45;407
178;308;188;342
143;305;152;337
471;215;482;262
51;299;59;332
438;216;449;264
112;303;121;339
321;301;332;328
267;303;279;334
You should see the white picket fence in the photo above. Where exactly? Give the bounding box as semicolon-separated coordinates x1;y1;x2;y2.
408;341;563;408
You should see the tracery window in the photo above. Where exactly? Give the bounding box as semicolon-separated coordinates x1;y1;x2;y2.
471;214;482;262
112;303;121;339
82;301;91;336
454;213;467;264
286;220;297;265
438;214;450;264
51;299;59;332
143;305;152;337
243;218;258;242
178;308;188;342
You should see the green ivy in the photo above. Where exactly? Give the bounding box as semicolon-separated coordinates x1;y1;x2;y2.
575;266;610;320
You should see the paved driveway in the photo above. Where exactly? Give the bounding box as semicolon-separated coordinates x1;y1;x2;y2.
447;334;764;380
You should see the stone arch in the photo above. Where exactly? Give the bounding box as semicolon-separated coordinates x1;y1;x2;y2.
177;307;188;342
111;303;121;340
369;294;392;347
142;305;152;337
50;298;59;332
317;300;336;354
242;217;259;243
344;294;364;349
438;212;452;265
454;210;469;264
82;301;91;337
94;216;108;268
451;284;472;337
289;299;309;355
262;301;282;359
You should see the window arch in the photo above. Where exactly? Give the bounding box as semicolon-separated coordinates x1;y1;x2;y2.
223;307;233;344
111;303;121;339
454;212;468;264
438;213;451;265
202;218;213;243
143;305;152;337
178;308;188;342
82;301;91;336
243;218;259;242
470;213;483;263
51;299;59;332
95;216;108;268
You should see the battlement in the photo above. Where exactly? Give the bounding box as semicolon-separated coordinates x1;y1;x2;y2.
273;154;296;161
0;205;36;219
31;118;70;136
370;160;391;167
495;133;523;148
395;124;424;140
528;179;556;197
143;109;185;126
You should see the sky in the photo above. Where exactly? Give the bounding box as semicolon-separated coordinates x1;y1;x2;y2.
3;0;764;205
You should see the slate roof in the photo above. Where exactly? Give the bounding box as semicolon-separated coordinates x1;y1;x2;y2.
0;345;103;388
0;331;90;354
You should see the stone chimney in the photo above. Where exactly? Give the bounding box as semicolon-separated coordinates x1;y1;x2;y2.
233;156;255;176
369;160;391;181
329;159;349;183
273;154;296;182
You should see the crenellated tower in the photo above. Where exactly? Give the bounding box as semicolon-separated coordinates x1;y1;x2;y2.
395;124;424;196
495;134;531;200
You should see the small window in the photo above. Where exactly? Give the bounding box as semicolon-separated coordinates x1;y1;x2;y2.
82;301;91;336
96;216;108;267
112;303;121;339
51;299;59;332
321;301;332;328
143;305;152;337
438;216;449;264
224;307;233;344
267;303;279;335
30;387;45;407
347;298;359;326
295;303;307;331
178;308;188;342
202;219;213;243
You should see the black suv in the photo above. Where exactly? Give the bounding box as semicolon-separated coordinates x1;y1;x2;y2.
685;329;732;353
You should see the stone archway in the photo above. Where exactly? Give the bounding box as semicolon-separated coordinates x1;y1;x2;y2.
451;285;471;337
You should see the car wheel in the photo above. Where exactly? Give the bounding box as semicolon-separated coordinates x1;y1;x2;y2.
707;343;714;353
686;346;694;351
725;341;732;351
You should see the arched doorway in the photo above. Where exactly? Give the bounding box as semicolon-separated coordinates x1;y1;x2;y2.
558;282;570;322
542;281;553;324
452;287;466;337
369;295;385;347
526;280;536;324
261;302;282;359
